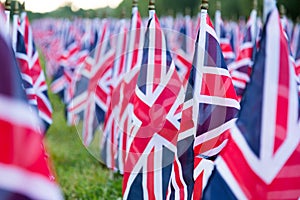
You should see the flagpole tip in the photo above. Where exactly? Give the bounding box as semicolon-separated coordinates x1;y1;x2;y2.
200;0;209;10
216;1;221;10
102;10;107;18
279;4;286;17
132;0;138;8
253;0;257;10
185;7;191;16
12;1;20;15
148;0;155;11
167;9;174;17
121;7;126;18
4;0;11;11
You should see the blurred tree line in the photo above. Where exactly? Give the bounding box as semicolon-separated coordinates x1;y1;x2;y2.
27;0;299;21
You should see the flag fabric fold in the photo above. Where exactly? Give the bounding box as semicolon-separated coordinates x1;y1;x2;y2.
101;7;145;174
203;7;300;199
215;10;235;66
228;10;260;101
171;15;194;89
68;20;115;146
0;20;62;200
122;11;184;200
101;19;128;172
168;9;239;200
16;13;53;131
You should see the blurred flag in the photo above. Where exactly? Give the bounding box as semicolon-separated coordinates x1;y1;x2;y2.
122;11;184;199
280;8;293;41
280;13;289;37
171;15;194;89
32;19;65;79
107;6;144;174
291;23;300;57
16;12;53;131
68;20;115;146
168;8;239;200
101;19;128;172
228;21;240;56
50;25;83;104
0;22;62;200
215;10;235;65
295;46;300;96
203;7;300;199
294;24;300;93
112;66;140;174
15;17;38;109
229;9;260;101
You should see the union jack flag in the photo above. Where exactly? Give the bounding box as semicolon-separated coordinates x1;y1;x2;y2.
215;10;235;65
105;6;144;174
50;31;86;104
291;23;300;57
0;28;62;200
32;19;64;79
68;20;115;146
122;11;184;199
294;24;300;94
101;19;128;172
168;9;239;200
171;15;194;89
16;12;53;131
15;30;38;108
203;7;300;199
113;67;140;174
51;19;92;104
229;10;260;101
124;7;144;74
228;21;240;55
23;13;53;130
15;15;37;107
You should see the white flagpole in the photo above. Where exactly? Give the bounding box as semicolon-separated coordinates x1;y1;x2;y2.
199;0;208;51
148;0;155;19
252;0;258;42
12;1;19;52
20;2;27;23
215;1;221;39
4;0;11;35
125;0;138;73
251;0;258;59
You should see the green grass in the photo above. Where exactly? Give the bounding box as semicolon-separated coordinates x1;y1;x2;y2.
46;91;123;200
39;48;122;199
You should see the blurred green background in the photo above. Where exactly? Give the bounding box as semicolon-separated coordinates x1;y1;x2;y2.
27;0;299;21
